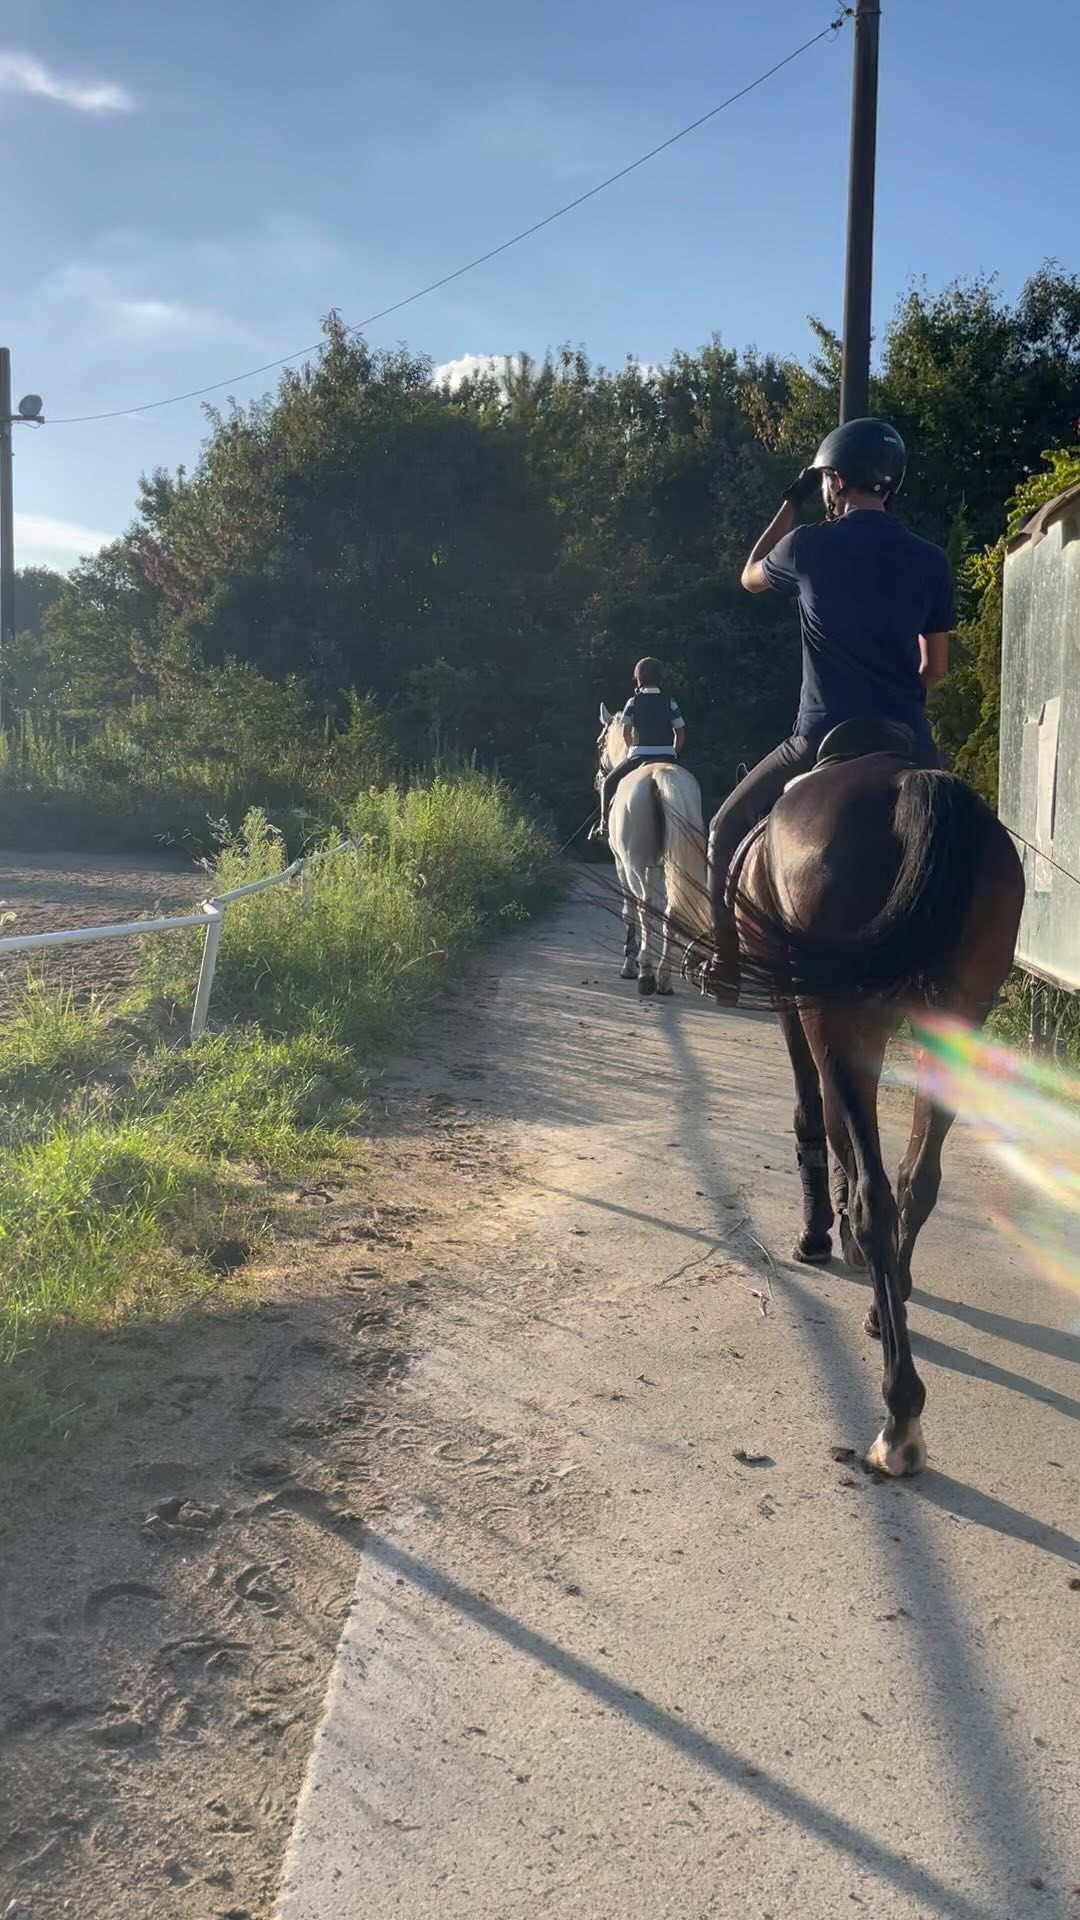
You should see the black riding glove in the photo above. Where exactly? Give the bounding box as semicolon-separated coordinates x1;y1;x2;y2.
782;466;822;508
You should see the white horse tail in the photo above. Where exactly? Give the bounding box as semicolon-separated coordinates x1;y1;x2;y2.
649;766;711;943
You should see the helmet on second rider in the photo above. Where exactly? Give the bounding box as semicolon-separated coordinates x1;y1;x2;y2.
810;417;907;501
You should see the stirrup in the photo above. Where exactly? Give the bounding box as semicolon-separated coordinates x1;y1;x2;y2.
587;820;607;842
699;953;740;1008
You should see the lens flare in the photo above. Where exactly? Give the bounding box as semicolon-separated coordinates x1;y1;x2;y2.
888;1012;1080;1298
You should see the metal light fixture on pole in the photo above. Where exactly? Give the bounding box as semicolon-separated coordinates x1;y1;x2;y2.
839;0;881;424
0;348;45;724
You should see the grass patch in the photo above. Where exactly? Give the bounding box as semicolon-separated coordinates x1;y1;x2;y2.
0;768;550;1431
0;976;117;1111
989;969;1080;1069
0;1011;358;1372
141;771;553;1040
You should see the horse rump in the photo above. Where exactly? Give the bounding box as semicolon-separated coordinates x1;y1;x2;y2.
736;768;1009;1008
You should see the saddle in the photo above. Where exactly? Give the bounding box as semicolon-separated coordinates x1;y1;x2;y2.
813;718;916;768
723;720;918;911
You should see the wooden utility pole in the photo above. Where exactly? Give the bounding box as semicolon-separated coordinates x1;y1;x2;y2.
839;0;881;422
0;349;14;694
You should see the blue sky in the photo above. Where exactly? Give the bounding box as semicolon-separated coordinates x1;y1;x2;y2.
4;0;1078;569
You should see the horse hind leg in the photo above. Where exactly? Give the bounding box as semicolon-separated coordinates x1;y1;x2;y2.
861;1080;946;1341
893;994;996;1302
779;1007;833;1263
811;1016;927;1476
635;865;663;996
613;854;639;979
655;870;675;996
807;1029;860;1270
895;1066;955;1303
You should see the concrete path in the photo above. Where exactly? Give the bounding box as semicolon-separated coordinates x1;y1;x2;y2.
280;881;1080;1918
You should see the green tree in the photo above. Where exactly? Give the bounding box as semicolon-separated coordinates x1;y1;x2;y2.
932;444;1080;803
4;565;66;713
878;265;1080;550
30;271;1080;841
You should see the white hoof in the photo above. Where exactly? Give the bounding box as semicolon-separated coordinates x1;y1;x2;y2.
864;1418;926;1478
655;978;674;997
620;959;639;980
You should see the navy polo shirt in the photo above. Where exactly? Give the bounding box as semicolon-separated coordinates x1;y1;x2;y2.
761;510;956;741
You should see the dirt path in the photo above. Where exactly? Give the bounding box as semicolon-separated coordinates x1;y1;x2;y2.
2;880;1079;1918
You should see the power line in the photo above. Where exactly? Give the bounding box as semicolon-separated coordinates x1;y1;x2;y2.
48;12;850;428
1009;828;1080;893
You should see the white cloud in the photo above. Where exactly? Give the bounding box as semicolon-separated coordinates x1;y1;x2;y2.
433;354;661;393
433;353;520;392
104;294;238;344
16;513;112;566
0;50;131;114
43;265;255;348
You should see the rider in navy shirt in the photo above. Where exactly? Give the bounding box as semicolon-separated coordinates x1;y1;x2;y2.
706;418;955;1000
762;508;954;742
590;657;685;840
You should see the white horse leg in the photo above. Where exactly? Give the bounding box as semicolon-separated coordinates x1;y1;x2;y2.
635;863;662;997
655;863;675;995
613;853;639;980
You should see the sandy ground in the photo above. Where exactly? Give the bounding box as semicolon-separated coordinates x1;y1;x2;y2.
2;875;1079;1918
0;850;204;1010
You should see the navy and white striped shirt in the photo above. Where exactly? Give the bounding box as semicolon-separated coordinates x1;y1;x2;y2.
620;687;684;760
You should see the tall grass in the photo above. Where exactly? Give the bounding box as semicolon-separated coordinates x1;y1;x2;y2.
0;768;551;1415
0;997;357;1370
0;681;395;854
142;772;550;1038
989;969;1080;1068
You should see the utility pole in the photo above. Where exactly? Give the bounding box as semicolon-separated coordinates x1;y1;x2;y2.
0;354;45;726
839;0;881;423
0;349;14;698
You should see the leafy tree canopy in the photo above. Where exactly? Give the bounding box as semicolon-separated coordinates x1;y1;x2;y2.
27;268;1080;830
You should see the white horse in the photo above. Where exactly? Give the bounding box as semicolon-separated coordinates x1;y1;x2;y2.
596;704;712;996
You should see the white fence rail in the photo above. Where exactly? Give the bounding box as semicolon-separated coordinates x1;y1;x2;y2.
0;838;358;1039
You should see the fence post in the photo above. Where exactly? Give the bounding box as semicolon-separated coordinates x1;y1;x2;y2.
190;907;223;1040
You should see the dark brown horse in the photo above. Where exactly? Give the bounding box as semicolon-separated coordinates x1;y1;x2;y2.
731;722;1024;1477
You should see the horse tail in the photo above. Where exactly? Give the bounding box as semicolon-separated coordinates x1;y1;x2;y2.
650;768;712;943
743;769;995;1005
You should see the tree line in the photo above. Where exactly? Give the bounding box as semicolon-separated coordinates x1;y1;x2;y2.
11;264;1080;842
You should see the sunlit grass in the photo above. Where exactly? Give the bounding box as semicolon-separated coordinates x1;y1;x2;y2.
0;1013;358;1370
0;769;550;1406
141;772;551;1039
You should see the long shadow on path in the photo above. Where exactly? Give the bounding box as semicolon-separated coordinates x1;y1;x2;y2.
655;999;1065;1906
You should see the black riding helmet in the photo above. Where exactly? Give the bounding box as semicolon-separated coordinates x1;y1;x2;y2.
811;417;907;499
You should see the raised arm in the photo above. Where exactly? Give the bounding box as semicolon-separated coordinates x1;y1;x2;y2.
741;467;821;594
741;501;797;594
